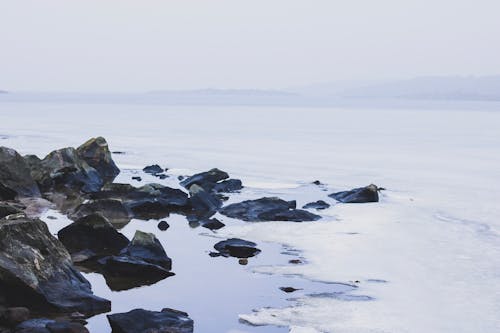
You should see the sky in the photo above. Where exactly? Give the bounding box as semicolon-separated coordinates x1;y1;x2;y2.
1;0;499;92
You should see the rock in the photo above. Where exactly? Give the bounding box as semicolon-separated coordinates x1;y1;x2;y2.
32;148;103;194
312;180;322;185
46;321;88;333
302;200;330;210
57;214;129;260
213;238;261;258
0;147;40;198
97;231;173;291
289;259;303;264
131;176;142;182
220;197;321;222
212;179;243;193
188;185;222;218
0;216;110;315
76;137;120;183
112;151;125;155
143;165;164;175
280;287;301;293
107;308;193;333
14;319;88;333
238;259;248;265
180;168;229;191
0;307;30;327
69;199;130;228
177;176;184;181
199;218;225;230
90;183;190;220
0;202;22;219
157;221;169;231
329;184;380;203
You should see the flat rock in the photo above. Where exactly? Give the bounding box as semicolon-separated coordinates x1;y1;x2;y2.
219;197;321;222
199;218;225;230
213;238;261;258
143;165;164;175
57;214;129;260
0;147;41;198
329;184;380;203
69;199;131;228
302;200;330;210
0;216;110;315
107;308;193;333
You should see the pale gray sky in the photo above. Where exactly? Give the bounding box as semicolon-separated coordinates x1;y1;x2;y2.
1;0;499;92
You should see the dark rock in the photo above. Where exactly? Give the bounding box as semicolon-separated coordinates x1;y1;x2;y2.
329;184;380;203
177;176;184;181
107;308;193;333
57;214;129;260
14;318;53;333
180;168;229;191
220;197;321;222
0;216;110;315
280;287;301;293
143;165;164;175
188;185;222;218
157;221;169;231
0;147;40;198
238;259;248;265
131;176;142;182
212;179;243;193
112;151;125;155
46;216;57;220
0;307;29;326
289;259;303;264
69;199;130;228
312;180;323;185
97;231;173;291
0;203;22;219
46;321;88;333
76;137;120;183
302;200;330;210
154;174;168;180
213;238;261;258
199;218;225;231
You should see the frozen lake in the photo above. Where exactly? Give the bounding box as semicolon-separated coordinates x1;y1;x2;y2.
1;102;499;333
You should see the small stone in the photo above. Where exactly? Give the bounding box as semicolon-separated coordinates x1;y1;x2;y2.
289;259;302;264
280;287;301;293
143;165;164;175
132;176;142;181
238;259;248;265
157;221;170;231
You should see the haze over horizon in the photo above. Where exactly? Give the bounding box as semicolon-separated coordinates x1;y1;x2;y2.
1;0;500;92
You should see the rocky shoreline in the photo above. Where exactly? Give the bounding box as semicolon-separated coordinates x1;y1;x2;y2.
0;137;381;333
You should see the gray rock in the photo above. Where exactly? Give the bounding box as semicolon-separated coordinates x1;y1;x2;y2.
0;216;110;315
76;137;120;183
0;147;40;198
107;308;193;333
213;238;261;258
302;200;330;210
329;184;380;203
69;199;131;228
180;168;229;191
188;184;222;218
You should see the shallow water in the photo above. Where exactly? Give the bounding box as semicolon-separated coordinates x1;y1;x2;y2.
1;102;500;333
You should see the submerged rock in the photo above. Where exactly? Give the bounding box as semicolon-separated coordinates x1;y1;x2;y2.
0;147;41;198
219;197;321;222
76;137;120;183
302;200;330;210
0;216;110;315
57;214;129;261
107;308;193;333
213;238;261;258
329;184;380;203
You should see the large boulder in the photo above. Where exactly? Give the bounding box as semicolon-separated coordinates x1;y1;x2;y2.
107;308;193;333
97;231;173;291
0;216;110;315
219;197;321;222
57;214;129;262
213;238;261;258
329;184;380;203
69;199;131;228
76;137;120;183
0;147;40;198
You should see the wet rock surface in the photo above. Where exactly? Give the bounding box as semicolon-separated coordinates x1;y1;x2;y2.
187;184;222;218
302;200;330;210
213;238;261;258
69;199;130;228
0;147;40;198
329;184;380;203
180;168;242;194
76;137;120;183
57;214;129;261
14;318;89;333
107;308;193;333
220;197;321;222
0;216;110;315
142;165;164;175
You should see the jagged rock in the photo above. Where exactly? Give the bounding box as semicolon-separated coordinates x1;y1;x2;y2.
97;231;173;291
0;216;110;315
76;137;120;183
69;199;130;228
220;197;321;222
14;319;88;333
329;184;380;203
212;179;243;193
188;185;222;218
302;200;330;210
57;214;129;261
180;168;229;191
213;238;261;258
107;308;193;333
143;165;164;175
199;218;225;230
0;147;40;198
45;321;89;333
